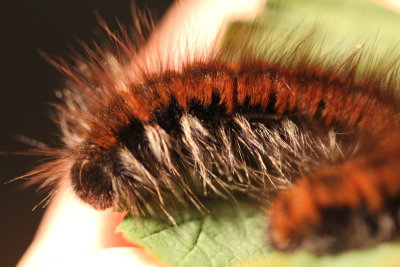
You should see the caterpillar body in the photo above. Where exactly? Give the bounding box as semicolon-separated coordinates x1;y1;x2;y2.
26;8;400;255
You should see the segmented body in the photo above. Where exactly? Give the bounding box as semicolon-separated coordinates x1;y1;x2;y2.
53;58;400;253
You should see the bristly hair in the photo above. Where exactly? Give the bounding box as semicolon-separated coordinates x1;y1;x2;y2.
22;10;400;254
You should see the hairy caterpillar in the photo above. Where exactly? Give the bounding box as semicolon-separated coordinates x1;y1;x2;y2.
23;4;400;256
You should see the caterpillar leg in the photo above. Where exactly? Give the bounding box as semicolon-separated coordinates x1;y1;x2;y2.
268;134;400;254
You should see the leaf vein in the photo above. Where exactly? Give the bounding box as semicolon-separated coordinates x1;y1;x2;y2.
179;220;205;264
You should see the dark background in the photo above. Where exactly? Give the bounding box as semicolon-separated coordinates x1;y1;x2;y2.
0;1;173;266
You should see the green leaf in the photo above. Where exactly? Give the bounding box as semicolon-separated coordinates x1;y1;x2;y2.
117;200;270;267
224;0;400;60
235;242;400;267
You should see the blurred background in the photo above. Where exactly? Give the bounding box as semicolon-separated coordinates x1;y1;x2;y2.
0;1;173;266
2;0;400;266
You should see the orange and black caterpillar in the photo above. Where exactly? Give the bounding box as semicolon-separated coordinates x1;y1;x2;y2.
26;13;400;255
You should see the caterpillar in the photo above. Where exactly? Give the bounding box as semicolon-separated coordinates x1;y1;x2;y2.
24;4;400;256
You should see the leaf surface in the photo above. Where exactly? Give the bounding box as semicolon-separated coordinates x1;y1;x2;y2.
117;200;269;267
